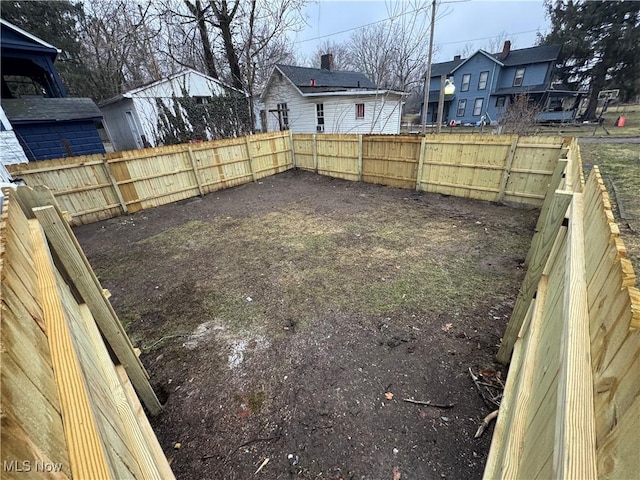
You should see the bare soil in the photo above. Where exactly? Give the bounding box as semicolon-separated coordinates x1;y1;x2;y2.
74;170;539;480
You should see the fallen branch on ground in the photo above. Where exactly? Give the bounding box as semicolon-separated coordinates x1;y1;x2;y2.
474;409;499;438
402;398;455;408
469;367;501;409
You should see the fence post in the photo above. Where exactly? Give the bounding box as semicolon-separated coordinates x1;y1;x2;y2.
245;136;257;182
102;155;128;214
289;130;297;168
415;136;427;191
187;146;205;196
313;134;318;173
357;134;363;181
497;136;519;203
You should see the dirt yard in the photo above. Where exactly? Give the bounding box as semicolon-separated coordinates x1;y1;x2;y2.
74;170;539;480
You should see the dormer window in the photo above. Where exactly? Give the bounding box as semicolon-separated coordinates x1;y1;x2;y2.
310;79;316;86
513;68;525;87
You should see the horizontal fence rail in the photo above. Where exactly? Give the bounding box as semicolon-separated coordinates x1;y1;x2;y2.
8;131;294;224
8;132;567;225
293;134;567;205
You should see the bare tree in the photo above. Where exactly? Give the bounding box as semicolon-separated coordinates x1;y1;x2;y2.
498;93;541;135
309;40;351;70
79;1;165;101
346;0;437;91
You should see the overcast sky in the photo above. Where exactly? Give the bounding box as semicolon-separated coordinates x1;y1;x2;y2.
291;0;550;64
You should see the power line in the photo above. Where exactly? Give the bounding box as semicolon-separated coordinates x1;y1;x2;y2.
295;3;543;48
295;5;428;44
439;28;546;46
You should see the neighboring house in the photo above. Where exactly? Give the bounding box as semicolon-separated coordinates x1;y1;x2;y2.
422;42;581;125
261;54;405;134
0;106;28;165
0;19;105;162
99;69;250;151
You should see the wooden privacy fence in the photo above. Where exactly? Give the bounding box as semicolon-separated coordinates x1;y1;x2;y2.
486;139;640;479
8;133;568;225
1;187;174;479
4;133;637;477
292;133;567;205
7;131;294;225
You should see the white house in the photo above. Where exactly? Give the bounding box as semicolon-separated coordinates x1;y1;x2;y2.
260;55;405;135
0;106;28;165
99;69;249;151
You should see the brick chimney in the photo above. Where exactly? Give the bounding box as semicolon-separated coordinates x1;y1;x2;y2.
321;53;334;71
454;55;461;61
500;41;511;60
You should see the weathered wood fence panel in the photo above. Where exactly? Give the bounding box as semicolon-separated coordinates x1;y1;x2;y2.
486;143;640;479
1;188;174;479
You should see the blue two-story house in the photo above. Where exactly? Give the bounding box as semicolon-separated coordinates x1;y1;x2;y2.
422;41;581;126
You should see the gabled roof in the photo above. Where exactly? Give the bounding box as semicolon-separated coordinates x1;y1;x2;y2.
431;58;465;78
2;97;102;124
276;64;376;90
428;44;563;79
0;19;61;56
450;50;503;74
99;69;242;106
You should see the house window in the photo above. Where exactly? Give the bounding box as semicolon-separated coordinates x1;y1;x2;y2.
496;96;506;108
316;103;325;132
277;102;289;130
478;71;489;90
473;98;484;116
461;74;471;92
356;103;365;119
513;68;525;87
194;96;212;104
456;99;466;117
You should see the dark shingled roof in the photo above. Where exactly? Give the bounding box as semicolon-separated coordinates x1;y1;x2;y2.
427;44;562;78
495;44;562;66
430;59;465;77
276;64;376;91
2;97;103;124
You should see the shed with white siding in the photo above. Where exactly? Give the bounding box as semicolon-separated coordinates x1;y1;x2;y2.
261;55;405;135
100;69;249;151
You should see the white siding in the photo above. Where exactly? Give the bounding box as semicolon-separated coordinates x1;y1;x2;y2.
101;70;239;150
262;75;402;134
100;99;143;151
131;70;229;146
0;107;28;165
0;130;28;165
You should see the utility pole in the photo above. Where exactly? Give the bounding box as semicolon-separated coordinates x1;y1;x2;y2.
436;75;446;133
420;0;437;135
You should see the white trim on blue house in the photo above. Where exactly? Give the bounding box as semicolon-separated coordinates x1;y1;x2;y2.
450;50;504;74
0;19;61;54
